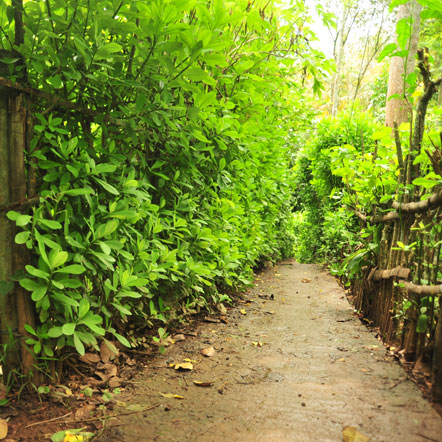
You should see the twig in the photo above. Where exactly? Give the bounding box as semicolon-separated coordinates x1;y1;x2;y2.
24;412;72;428
24;404;161;429
416;434;439;442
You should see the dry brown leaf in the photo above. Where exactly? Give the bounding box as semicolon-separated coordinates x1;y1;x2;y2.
0;384;7;401
173;362;193;371
301;278;312;283
218;303;227;314
193;381;214;387
342;426;369;442
79;353;101;365
201;346;216;357
0;419;7;440
109;377;123;388
204;317;220;323
74;404;96;420
160;393;184;399
100;340;119;363
173;334;186;342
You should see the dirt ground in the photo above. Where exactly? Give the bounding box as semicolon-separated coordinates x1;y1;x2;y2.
95;260;442;442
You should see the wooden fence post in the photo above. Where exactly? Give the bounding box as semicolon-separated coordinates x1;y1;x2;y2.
0;86;20;381
8;91;39;382
432;313;442;401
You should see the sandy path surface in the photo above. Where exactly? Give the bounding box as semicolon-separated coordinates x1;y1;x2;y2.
107;261;442;442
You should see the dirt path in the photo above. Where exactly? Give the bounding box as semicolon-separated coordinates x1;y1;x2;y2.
106;261;442;442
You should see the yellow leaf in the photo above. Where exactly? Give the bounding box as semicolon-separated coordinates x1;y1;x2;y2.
240;309;247;315
184;358;197;363
173;362;193;370
193;381;213;387
64;432;84;442
342;426;369;442
160;392;184;399
0;418;8;440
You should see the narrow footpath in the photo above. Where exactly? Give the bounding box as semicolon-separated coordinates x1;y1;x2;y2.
106;261;442;442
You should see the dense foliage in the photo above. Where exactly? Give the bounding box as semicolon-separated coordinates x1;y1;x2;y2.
0;0;324;369
292;110;380;265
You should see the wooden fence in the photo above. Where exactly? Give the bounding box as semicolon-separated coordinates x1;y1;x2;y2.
352;51;442;401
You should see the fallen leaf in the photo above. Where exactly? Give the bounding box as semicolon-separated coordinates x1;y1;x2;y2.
204;317;220;323
201;346;216;357
240;309;247;315
184;358;197;363
108;377;123;388
301;278;312;283
100;340;119;363
218;303;227;314
160;393;184;399
79;353;100;365
173;334;186;342
337;358;345;362
342;426;369;442
74;404;96;420
0;418;8;439
252;341;264;347
173;362;193;371
193;381;214;387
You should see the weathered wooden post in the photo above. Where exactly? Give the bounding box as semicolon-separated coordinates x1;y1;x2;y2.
432;312;442;401
0;84;20;381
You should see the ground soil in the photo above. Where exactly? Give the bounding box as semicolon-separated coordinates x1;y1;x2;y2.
103;260;442;441
7;260;442;441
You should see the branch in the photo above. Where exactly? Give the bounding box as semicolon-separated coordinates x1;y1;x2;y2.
392;188;442;213
0;76;119;124
402;281;442;296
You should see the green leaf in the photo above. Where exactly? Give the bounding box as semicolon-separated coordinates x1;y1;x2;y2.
6;211;20;221
24;324;37;336
48;326;63;338
412;177;439;189
15;231;31;244
64;188;95;196
20;278;45;291
16;215;32;226
416;313;428;333
377;43;397;61
25;265;49;280
112;331;131;348
52;292;80;307
95;42;122;60
62;323;76;335
396;17;412;51
73;332;85;355
48;250;69;269
93;177;120;195
78;298;90;319
55;264;86;274
32;285;48;302
111;302;132;315
96;219;119;239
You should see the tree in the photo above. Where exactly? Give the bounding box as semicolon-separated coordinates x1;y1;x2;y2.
385;0;422;127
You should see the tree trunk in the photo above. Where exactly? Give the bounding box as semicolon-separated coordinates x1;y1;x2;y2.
385;0;421;127
331;7;347;116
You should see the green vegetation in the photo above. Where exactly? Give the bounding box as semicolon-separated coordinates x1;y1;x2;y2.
0;0;326;382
